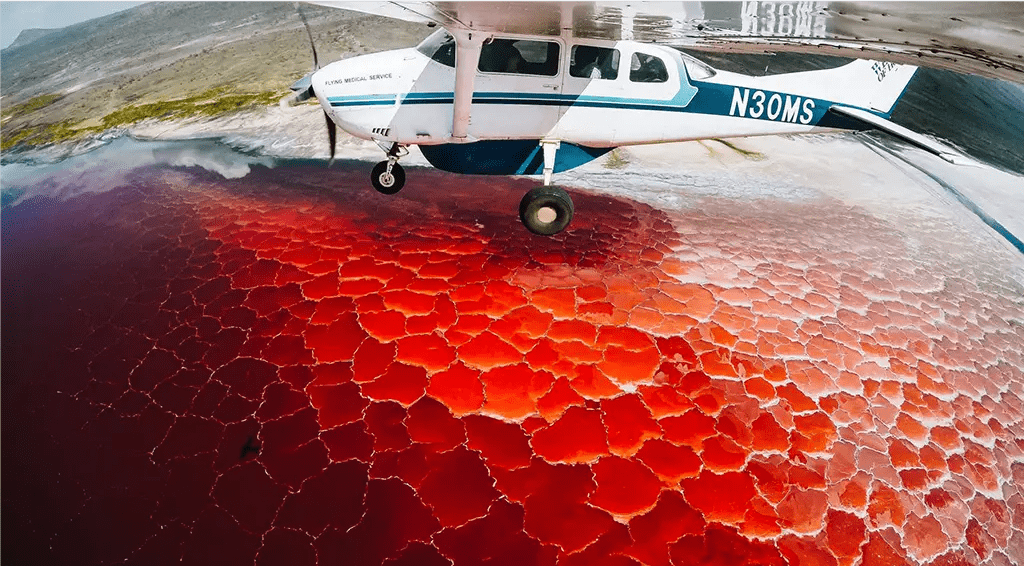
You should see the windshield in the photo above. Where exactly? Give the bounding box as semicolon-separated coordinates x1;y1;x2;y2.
416;29;456;67
681;53;716;80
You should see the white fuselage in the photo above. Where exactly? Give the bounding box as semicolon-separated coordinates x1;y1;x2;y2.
311;30;914;150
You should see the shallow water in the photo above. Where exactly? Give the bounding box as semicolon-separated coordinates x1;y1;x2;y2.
3;136;1023;565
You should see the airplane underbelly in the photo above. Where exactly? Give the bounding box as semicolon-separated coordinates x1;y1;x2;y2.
419;140;611;175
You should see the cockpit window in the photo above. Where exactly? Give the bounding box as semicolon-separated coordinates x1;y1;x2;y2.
681;53;716;80
479;38;559;76
416;29;456;68
629;52;668;83
570;45;619;80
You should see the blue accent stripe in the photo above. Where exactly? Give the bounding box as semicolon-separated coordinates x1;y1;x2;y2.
327;86;892;129
327;94;397;107
515;145;543;175
382;92;705;111
474;92;570;101
403;92;456;101
331;100;393;107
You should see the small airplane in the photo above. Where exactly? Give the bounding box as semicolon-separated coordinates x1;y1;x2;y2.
290;2;980;236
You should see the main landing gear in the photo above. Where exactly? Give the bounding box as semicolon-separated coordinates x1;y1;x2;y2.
520;185;574;236
519;139;573;236
369;139;575;236
371;142;407;195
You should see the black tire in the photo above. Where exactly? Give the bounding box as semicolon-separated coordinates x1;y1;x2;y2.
371;161;405;195
519;185;574;236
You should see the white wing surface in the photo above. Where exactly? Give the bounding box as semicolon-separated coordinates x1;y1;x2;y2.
313;1;1024;84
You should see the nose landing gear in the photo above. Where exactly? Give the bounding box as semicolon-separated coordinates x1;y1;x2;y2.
371;161;405;195
371;142;407;195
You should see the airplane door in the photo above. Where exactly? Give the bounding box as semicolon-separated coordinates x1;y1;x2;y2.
555;43;628;142
556;45;688;145
469;37;563;139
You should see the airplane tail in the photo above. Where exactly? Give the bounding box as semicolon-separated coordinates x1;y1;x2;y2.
753;58;917;117
825;59;918;116
819;62;976;165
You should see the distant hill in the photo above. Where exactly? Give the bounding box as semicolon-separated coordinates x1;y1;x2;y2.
0;2;429;140
6;28;58;50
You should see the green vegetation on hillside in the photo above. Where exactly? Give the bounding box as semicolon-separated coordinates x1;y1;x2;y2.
2;120;87;150
2;94;64;121
99;88;280;128
1;89;281;151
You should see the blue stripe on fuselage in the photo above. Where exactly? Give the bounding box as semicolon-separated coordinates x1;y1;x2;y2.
326;85;887;127
326;94;397;105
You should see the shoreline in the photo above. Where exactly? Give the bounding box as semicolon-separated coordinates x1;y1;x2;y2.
2;102;337;165
3;102;1022;258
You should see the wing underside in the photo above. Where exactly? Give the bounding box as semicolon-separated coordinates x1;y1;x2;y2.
314;1;1024;84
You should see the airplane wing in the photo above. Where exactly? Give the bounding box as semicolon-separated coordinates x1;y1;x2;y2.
827;105;979;165
313;1;1024;84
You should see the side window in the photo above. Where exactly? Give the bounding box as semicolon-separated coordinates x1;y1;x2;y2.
570;45;619;80
479;38;559;76
629;52;668;83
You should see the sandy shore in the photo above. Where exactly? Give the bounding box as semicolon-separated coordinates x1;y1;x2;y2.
15;100;1023;261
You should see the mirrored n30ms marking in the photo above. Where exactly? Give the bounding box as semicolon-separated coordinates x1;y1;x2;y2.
729;87;816;124
872;61;898;82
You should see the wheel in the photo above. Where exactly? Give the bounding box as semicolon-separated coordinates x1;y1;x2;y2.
371;161;405;195
519;185;574;236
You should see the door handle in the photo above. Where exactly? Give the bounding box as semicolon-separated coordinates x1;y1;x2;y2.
543;84;559;90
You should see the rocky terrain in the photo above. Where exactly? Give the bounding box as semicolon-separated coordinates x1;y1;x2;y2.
6;27;59;50
1;2;429;153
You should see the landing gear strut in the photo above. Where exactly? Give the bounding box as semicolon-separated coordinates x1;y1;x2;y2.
371;142;407;195
519;139;573;236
